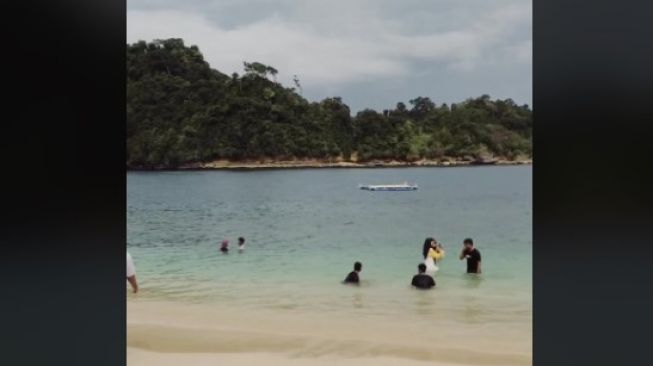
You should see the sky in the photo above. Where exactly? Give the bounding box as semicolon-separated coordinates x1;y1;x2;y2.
127;0;532;113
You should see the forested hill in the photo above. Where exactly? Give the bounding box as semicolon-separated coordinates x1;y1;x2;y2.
127;39;532;168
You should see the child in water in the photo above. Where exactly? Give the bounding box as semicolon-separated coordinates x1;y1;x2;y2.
429;241;445;261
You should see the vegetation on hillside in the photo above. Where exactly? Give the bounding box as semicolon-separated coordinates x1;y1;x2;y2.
127;39;532;168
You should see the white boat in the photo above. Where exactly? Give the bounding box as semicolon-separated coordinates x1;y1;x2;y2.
359;182;418;191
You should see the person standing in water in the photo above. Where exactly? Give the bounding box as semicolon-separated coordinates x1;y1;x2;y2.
422;237;434;259
459;238;482;273
343;262;362;284
126;251;138;293
238;237;246;252
411;263;436;289
425;239;445;273
220;239;229;253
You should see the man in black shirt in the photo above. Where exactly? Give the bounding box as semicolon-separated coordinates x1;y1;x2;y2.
343;261;362;284
459;238;482;273
411;263;436;289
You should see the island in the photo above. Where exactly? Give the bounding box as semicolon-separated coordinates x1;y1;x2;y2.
127;39;532;170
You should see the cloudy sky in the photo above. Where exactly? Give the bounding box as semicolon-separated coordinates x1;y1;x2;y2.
127;0;531;112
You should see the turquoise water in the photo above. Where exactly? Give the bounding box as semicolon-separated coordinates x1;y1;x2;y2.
127;166;531;327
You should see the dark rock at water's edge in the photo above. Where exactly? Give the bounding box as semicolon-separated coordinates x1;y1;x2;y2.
471;157;499;165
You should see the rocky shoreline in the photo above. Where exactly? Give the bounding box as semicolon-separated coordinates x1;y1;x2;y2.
130;157;532;171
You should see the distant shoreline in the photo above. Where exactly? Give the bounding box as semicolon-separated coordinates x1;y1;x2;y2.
128;158;532;171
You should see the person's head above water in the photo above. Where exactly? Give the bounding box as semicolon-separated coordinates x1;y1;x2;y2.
464;238;474;249
354;261;362;272
238;237;245;245
418;263;427;273
221;239;229;247
424;237;435;247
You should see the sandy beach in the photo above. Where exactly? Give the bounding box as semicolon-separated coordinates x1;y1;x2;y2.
128;157;532;170
127;300;531;366
128;348;460;366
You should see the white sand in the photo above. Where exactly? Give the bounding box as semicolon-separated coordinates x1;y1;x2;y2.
127;300;531;366
128;347;458;366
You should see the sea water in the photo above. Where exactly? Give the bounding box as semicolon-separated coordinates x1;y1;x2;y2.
127;166;531;333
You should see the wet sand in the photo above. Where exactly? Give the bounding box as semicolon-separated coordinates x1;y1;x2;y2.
128;348;459;366
127;300;531;366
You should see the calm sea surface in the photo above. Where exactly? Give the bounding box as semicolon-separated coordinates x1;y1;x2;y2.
127;166;531;329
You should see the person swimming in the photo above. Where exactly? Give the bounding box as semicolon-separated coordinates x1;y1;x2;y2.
411;263;436;289
220;239;229;253
343;261;362;284
238;237;245;251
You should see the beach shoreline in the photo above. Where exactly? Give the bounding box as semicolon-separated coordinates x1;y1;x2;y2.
127;300;531;366
128;158;532;171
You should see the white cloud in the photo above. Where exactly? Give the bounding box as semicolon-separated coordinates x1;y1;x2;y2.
515;40;533;64
127;11;401;85
127;2;530;87
127;1;532;110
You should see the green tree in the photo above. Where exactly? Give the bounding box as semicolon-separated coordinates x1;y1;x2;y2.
126;39;532;168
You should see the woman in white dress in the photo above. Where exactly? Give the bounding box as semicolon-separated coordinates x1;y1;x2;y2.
424;238;445;274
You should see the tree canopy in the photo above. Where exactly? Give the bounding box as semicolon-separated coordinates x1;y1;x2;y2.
127;39;532;168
